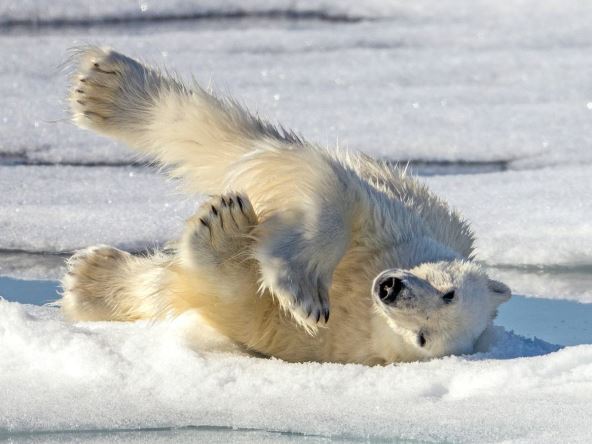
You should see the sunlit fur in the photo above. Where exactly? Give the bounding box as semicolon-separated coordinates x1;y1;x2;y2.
60;47;511;364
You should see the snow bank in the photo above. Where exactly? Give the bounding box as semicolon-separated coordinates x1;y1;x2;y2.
4;300;590;443
2;0;592;167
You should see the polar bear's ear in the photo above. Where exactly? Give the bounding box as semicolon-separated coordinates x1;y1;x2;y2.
488;279;511;305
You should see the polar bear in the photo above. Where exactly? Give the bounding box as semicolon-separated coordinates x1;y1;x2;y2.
61;47;511;365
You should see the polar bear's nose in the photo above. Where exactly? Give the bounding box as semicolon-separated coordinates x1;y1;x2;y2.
376;275;404;305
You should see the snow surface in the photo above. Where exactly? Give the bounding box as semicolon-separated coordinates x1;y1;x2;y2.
425;165;592;268
1;1;591;442
2;164;591;266
0;165;194;253
2;0;592;167
1;164;590;301
4;300;591;444
0;0;399;24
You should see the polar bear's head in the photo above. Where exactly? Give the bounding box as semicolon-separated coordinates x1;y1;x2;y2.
372;260;510;360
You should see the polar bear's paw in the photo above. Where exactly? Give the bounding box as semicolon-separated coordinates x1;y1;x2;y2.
184;193;258;268
258;258;331;334
61;245;131;321
69;46;153;133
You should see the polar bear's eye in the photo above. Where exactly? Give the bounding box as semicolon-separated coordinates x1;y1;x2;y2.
442;290;455;304
418;332;427;347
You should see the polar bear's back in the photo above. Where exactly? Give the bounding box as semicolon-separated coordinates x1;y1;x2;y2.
341;153;475;259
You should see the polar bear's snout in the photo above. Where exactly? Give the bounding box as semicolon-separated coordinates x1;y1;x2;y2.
373;269;440;310
372;269;420;307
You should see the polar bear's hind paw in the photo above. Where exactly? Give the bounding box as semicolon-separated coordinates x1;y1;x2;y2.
70;48;121;126
61;245;132;321
69;47;153;134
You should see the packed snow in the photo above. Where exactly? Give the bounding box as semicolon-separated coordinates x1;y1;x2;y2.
1;0;591;442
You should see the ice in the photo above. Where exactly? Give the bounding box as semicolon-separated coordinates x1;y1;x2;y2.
4;300;591;443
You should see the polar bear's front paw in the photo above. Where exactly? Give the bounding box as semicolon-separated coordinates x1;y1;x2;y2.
183;193;258;268
259;260;331;333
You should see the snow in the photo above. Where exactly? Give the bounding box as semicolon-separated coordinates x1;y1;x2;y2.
4;300;591;443
0;165;194;253
493;267;592;303
425;165;592;269
0;0;398;24
1;0;592;442
1;164;590;301
2;0;592;167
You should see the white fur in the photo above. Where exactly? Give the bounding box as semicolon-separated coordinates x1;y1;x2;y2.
61;47;511;364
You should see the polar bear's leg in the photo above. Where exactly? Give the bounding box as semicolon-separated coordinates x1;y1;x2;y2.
172;193;281;344
226;150;355;332
60;194;260;324
61;246;172;321
68;47;357;331
69;46;300;195
70;47;170;145
173;193;325;358
180;187;352;334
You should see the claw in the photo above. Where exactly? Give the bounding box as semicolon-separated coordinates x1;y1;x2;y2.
82;110;104;120
315;311;321;323
211;205;218;216
324;309;330;323
93;62;117;75
237;195;244;212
